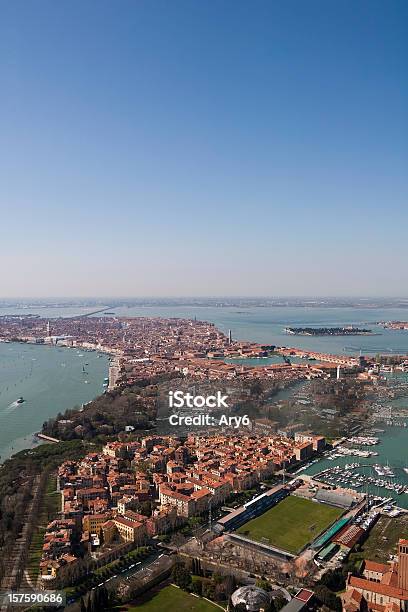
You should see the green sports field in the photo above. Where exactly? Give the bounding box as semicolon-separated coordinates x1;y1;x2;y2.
125;585;221;612
236;495;343;554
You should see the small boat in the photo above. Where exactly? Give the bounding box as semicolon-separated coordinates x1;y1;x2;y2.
16;397;25;404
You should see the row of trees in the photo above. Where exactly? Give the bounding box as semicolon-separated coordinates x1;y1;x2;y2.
79;585;111;612
0;440;87;586
172;559;238;603
171;559;288;612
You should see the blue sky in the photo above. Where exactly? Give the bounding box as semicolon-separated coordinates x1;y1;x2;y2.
1;0;407;297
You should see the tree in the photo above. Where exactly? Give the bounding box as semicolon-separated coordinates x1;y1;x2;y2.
191;557;203;576
250;381;263;397
83;594;91;612
256;578;272;591
171;561;191;590
202;581;216;600
224;574;237;599
272;595;287;611
93;585;109;611
191;576;203;595
342;559;361;578
319;568;345;592
171;531;187;552
88;590;97;612
314;585;342;611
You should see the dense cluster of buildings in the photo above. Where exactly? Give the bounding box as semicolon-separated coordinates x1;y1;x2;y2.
0;316;365;392
380;321;408;331
39;432;325;585
277;346;359;367
344;540;408;612
0;315;228;357
6;314;407;610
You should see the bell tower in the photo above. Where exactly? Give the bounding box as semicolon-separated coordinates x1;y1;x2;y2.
398;539;408;590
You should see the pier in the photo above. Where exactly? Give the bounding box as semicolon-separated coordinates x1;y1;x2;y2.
35;433;60;444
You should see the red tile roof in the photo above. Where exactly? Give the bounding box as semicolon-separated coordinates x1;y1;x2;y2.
364;560;389;574
295;589;314;603
349;576;408;600
333;524;365;549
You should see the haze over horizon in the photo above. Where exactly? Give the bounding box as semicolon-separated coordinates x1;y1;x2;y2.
1;1;407;298
2;295;408;302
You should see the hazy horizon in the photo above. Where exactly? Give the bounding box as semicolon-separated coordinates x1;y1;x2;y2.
1;1;407;297
1;295;408;301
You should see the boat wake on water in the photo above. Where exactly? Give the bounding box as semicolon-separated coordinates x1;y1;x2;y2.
4;397;25;411
4;401;19;411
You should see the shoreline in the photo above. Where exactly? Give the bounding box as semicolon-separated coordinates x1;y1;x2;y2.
0;341;109;464
302;425;408;509
285;332;381;337
1;314;407;467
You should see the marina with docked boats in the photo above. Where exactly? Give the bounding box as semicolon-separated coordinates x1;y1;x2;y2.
300;427;408;509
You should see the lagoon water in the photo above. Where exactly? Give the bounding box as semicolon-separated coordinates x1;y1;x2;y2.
1;304;408;472
2;304;408;355
303;426;408;509
104;306;408;507
100;305;408;356
0;342;108;462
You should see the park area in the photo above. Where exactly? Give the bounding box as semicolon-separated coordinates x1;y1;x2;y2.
26;474;61;581
237;495;343;554
125;585;222;612
349;513;408;566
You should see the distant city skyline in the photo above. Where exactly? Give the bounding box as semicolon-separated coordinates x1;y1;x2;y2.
1;1;407;298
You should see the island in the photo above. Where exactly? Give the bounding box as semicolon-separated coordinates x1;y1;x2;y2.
284;326;375;336
378;321;408;330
